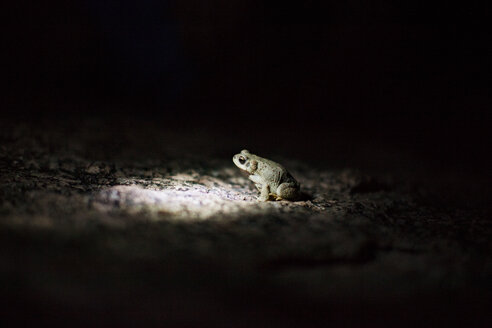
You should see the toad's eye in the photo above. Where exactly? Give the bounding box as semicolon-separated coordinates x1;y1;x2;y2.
239;156;246;164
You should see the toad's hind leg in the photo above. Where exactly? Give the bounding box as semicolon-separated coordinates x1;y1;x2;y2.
276;182;300;201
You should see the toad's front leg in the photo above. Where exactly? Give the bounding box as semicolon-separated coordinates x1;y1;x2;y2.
249;176;262;191
249;175;270;201
258;184;270;201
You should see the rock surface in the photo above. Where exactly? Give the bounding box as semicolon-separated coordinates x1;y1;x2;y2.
0;117;490;327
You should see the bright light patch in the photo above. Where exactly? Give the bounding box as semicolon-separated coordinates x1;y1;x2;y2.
92;174;262;220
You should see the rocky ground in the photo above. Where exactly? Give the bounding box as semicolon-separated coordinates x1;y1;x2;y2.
0;116;490;327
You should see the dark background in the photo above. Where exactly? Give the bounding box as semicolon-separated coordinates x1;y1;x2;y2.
3;1;491;166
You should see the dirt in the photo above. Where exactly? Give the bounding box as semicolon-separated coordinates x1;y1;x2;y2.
0;117;490;327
